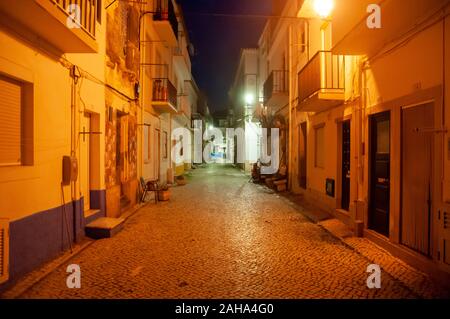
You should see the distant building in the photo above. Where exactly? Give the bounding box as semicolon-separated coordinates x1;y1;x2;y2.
229;48;262;171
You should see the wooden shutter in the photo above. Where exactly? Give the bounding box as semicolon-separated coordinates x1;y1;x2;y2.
0;75;22;165
0;219;9;284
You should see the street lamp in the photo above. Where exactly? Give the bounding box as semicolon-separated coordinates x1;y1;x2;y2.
313;0;334;18
244;93;254;106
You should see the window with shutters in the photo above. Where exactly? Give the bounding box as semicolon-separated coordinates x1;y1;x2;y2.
0;74;33;166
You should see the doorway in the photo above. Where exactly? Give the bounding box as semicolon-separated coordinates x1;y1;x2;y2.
80;113;91;212
401;102;434;256
298;122;307;189
369;112;390;237
341;120;351;211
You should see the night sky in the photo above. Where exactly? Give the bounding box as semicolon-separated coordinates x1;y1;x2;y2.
178;0;272;114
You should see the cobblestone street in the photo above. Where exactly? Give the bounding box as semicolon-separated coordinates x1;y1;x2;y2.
8;165;447;299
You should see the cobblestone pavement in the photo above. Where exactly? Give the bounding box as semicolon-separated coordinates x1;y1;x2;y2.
10;165;447;298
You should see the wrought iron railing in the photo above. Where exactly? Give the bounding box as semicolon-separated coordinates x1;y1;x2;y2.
298;50;345;103
152;78;178;108
263;70;289;103
51;0;97;37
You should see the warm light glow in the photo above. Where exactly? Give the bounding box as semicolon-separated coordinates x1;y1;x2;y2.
313;0;334;18
244;93;254;105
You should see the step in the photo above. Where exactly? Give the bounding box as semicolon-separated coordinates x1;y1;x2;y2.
85;217;125;239
84;209;102;225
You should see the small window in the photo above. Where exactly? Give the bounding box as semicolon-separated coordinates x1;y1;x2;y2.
0;74;33;166
315;125;325;168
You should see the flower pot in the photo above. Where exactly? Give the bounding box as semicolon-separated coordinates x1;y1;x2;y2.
158;190;170;201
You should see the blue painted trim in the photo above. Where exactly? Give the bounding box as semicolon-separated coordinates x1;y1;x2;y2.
0;190;107;289
7;199;82;282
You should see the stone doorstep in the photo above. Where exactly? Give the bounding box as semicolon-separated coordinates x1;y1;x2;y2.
85;217;125;239
84;209;102;225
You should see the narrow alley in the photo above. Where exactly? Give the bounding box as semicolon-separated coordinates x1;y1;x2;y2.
5;164;445;299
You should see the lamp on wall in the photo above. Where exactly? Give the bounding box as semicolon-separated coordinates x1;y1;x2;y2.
313;0;334;18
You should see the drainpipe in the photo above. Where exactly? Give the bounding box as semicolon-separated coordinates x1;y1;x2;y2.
288;24;293;190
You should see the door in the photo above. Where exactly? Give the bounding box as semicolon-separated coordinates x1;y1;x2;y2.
401;102;433;256
80;113;91;211
341;120;351;211
298;122;307;189
369;112;390;237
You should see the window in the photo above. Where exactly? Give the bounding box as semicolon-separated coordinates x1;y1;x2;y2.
314;125;325;168
163;131;168;158
0;74;33;166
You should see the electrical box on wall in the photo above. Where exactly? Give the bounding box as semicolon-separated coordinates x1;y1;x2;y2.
326;178;335;197
62;156;78;185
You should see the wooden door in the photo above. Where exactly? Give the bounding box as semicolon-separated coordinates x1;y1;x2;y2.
341;120;351;211
298;122;307;189
401;103;433;256
369;112;390;237
80;113;91;211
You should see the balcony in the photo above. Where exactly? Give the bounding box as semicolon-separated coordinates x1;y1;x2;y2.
0;0;98;52
264;70;289;108
152;78;178;114
297;51;345;113
153;0;178;46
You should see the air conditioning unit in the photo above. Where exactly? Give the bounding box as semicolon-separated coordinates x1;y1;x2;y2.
0;219;9;284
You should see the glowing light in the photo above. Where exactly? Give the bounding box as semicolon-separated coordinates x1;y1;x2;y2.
313;0;334;18
244;93;254;105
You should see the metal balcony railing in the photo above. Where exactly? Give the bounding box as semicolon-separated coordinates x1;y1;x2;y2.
298;50;345;103
152;78;178;108
264;70;288;103
51;0;97;37
153;0;178;39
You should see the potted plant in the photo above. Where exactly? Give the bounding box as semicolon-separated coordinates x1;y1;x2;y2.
158;184;171;201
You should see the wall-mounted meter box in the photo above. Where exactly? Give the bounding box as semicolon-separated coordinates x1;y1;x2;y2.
62;156;78;185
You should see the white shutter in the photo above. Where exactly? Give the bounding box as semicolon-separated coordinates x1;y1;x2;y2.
0;219;9;284
0;75;22;165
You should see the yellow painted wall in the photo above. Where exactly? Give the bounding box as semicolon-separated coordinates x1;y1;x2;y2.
0;17;106;221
